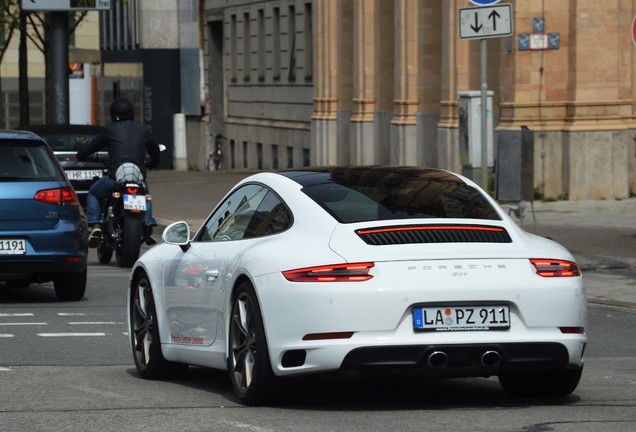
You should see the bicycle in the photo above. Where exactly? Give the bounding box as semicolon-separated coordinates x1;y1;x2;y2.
207;135;224;171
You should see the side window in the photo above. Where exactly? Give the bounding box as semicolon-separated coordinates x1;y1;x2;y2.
198;184;269;242
243;191;292;238
197;184;292;242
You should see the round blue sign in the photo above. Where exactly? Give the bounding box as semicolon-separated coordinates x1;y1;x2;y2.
469;0;501;5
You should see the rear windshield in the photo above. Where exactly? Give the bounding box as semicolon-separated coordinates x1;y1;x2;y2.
36;132;100;151
0;143;64;181
302;171;501;223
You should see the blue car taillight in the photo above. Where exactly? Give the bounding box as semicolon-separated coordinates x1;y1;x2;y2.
34;187;79;206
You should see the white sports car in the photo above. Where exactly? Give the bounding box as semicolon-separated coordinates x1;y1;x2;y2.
128;166;587;405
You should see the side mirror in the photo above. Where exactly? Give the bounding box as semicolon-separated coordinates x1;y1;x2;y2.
162;221;191;252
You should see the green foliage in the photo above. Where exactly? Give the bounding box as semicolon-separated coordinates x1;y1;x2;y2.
76;136;90;146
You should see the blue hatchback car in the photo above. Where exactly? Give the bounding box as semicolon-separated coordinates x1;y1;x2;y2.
0;130;88;301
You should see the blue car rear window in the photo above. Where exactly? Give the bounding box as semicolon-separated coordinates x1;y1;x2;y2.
0;143;64;181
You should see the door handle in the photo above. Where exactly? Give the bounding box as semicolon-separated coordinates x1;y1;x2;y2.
205;269;220;281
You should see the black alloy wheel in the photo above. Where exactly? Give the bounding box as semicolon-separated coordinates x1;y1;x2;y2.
130;271;187;379
228;280;277;405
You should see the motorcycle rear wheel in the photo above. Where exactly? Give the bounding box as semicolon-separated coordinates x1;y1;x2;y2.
116;215;144;268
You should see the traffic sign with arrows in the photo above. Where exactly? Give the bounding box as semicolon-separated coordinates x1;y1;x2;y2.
21;0;111;11
459;4;513;40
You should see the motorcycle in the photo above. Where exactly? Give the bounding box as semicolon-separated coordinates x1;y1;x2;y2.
95;145;165;268
96;162;152;267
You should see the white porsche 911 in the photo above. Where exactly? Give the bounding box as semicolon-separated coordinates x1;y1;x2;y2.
127;166;587;405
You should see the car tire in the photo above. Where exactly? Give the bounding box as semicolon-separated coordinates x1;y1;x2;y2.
117;215;143;268
130;271;187;379
7;279;31;288
499;366;583;398
228;280;277;405
54;269;87;301
97;239;113;264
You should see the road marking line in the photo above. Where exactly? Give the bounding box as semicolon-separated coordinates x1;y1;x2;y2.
68;322;124;325
0;334;15;338
0;322;46;326
0;367;11;371
0;313;34;317
37;333;107;337
58;313;86;316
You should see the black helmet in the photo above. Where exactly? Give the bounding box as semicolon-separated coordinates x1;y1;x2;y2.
109;98;134;122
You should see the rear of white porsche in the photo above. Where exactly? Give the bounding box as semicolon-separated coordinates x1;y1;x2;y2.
260;167;587;396
256;219;587;396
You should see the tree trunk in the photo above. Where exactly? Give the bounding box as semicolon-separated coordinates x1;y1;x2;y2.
19;9;29;126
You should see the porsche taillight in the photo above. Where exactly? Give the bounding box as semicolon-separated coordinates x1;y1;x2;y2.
34;187;79;206
282;262;374;282
530;259;580;277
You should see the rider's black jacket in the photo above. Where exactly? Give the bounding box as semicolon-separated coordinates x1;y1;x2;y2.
77;120;160;179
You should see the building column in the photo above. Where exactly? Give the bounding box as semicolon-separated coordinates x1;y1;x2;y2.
312;0;340;165
392;0;419;165
436;0;461;172
563;0;633;199
351;0;380;164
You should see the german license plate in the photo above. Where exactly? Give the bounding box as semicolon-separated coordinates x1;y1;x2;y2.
123;194;147;211
0;239;27;255
413;305;510;332
66;170;103;180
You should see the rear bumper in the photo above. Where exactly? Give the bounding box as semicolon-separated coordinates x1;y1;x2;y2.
340;342;572;374
273;336;586;378
0;256;87;281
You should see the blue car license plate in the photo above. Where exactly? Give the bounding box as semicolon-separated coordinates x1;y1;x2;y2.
413;305;510;332
0;239;27;255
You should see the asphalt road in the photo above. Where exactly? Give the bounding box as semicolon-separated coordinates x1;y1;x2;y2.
2;171;635;430
1;250;635;432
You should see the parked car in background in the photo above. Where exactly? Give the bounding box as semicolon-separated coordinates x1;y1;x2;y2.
17;124;107;208
0;130;88;301
128;165;587;405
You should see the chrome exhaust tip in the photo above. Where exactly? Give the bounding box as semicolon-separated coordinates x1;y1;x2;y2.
481;350;502;368
427;351;449;368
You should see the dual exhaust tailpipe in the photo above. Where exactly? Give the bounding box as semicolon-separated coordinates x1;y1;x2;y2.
426;350;502;369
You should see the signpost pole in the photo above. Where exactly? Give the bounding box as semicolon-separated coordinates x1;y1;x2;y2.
480;38;488;191
459;2;512;192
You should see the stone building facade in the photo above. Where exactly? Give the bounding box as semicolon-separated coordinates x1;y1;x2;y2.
202;0;636;200
1;1;634;199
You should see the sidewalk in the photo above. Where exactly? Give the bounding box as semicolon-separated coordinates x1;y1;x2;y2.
148;169;636;310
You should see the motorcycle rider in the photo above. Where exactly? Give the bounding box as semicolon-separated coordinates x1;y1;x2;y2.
77;97;161;248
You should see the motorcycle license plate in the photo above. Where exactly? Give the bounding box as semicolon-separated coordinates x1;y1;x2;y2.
123;194;147;211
